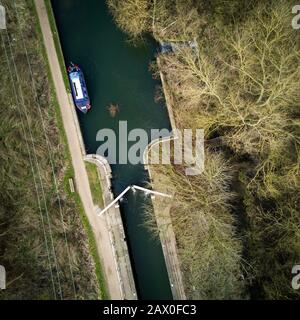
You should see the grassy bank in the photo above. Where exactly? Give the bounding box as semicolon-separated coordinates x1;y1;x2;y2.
0;0;103;299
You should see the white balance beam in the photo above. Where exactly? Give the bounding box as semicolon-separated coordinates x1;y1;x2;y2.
132;185;172;198
98;185;172;216
98;186;131;216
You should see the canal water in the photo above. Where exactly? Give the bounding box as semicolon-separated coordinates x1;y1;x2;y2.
51;0;173;299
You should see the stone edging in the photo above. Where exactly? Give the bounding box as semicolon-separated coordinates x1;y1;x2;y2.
84;154;137;300
140;56;187;300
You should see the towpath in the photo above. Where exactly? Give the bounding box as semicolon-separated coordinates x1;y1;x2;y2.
35;0;122;299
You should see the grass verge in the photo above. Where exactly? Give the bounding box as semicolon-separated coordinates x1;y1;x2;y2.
85;163;104;209
44;0;69;88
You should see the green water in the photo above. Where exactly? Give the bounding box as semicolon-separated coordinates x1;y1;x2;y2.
51;0;173;299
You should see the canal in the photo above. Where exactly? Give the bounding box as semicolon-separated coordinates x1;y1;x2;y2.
51;0;173;299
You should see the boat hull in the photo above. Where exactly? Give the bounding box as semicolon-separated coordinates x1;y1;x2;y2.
68;62;91;114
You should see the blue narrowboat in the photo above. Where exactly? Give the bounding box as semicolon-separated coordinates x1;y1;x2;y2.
68;62;91;114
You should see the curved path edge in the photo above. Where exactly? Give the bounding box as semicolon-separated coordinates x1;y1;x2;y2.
140;57;187;300
84;154;137;300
